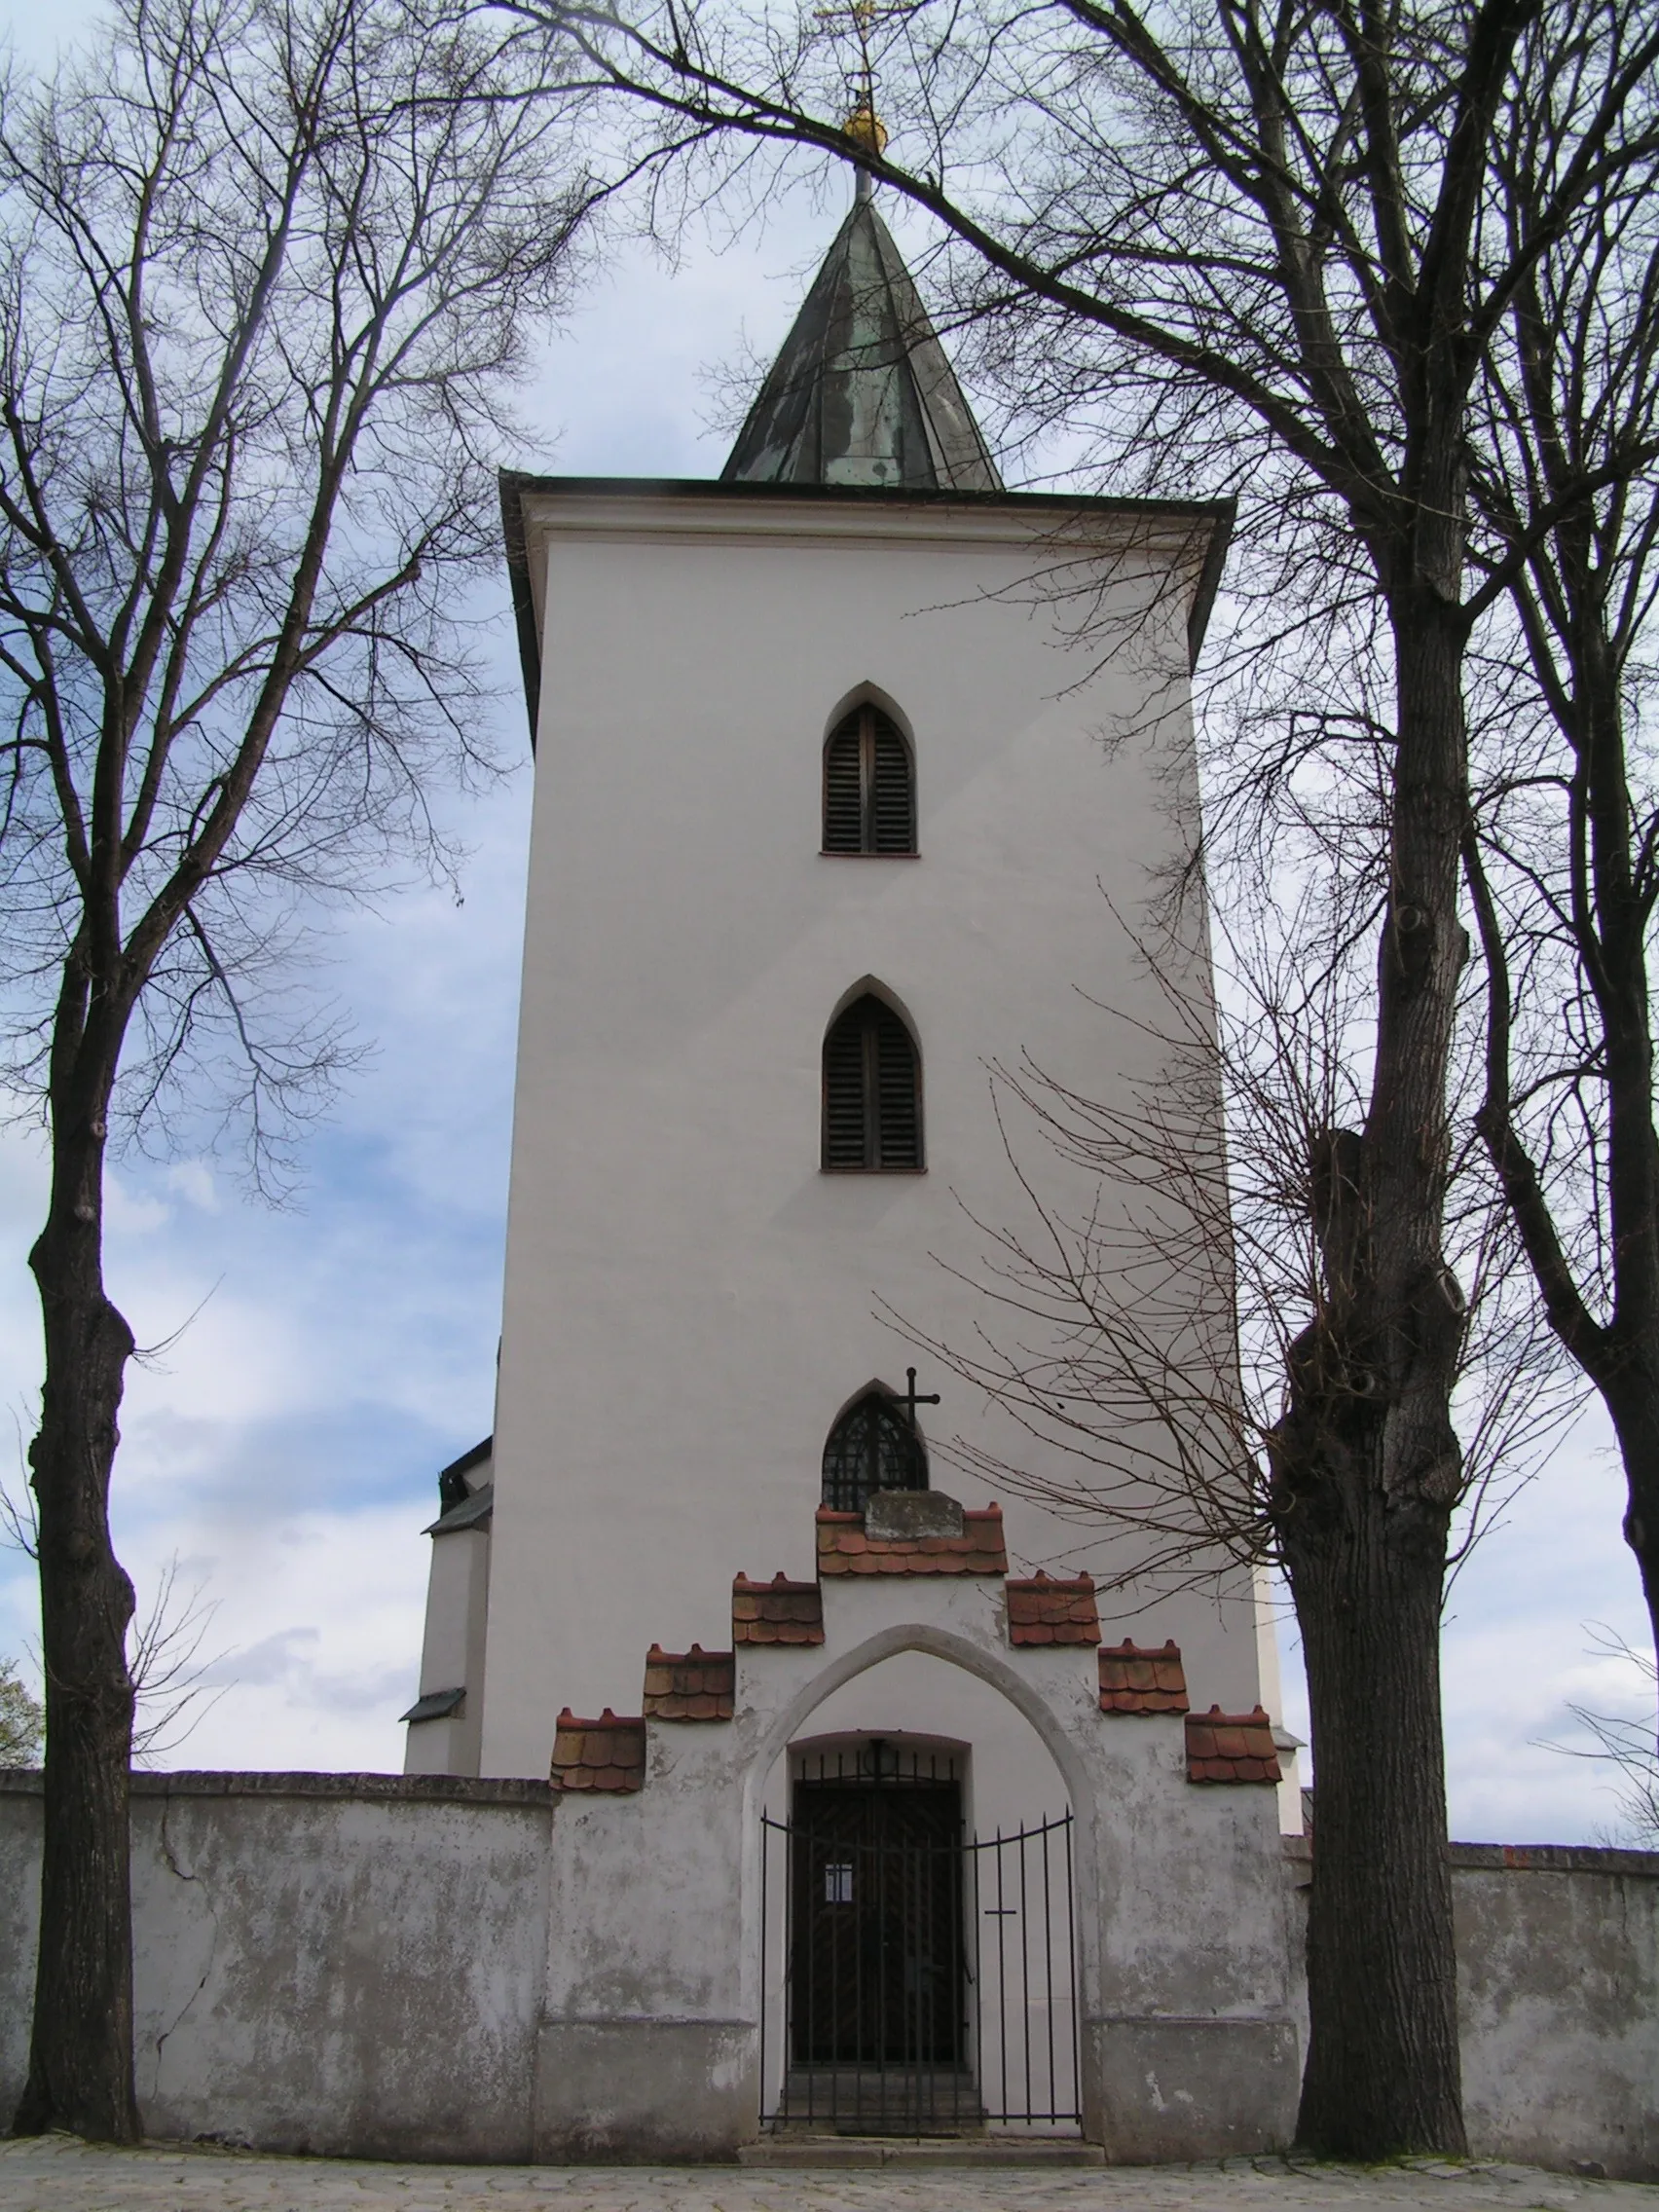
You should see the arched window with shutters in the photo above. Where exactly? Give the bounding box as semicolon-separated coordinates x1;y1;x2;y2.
822;992;923;1171
822;701;915;855
822;1387;928;1512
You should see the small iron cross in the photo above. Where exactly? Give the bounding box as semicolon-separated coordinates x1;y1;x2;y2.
899;1367;940;1433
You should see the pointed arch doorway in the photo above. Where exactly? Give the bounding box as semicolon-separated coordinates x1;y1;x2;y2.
760;1732;1081;2137
791;1743;968;2102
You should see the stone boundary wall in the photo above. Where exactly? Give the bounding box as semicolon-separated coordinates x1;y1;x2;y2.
0;1771;555;2161
1453;1841;1657;2177
1283;1837;1658;2179
0;1773;1653;2168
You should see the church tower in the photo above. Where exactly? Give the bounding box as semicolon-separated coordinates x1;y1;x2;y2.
401;190;1300;2155
405;190;1283;1781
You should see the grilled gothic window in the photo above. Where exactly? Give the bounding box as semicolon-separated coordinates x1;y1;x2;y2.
822;1390;928;1511
823;994;922;1170
823;703;915;855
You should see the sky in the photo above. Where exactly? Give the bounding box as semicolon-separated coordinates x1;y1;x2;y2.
0;0;1653;1839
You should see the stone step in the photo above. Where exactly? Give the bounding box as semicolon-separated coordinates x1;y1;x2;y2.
775;2063;985;2133
740;2135;1105;2168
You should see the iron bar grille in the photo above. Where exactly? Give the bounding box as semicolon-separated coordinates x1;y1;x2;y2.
759;1761;1080;2136
821;1395;927;1513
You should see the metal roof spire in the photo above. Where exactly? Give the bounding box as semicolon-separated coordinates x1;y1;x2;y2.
719;191;1002;493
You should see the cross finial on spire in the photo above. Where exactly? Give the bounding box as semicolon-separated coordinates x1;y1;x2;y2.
817;0;894;199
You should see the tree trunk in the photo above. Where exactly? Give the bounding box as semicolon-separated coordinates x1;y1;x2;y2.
1273;596;1469;2157
1286;1486;1463;2155
12;1122;139;2143
1604;1381;1659;1688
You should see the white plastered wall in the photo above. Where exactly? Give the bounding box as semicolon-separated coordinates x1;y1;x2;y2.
479;488;1265;1780
405;1508;491;1777
533;1562;1297;2159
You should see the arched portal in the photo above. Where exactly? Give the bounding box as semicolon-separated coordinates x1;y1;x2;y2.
751;1637;1084;2138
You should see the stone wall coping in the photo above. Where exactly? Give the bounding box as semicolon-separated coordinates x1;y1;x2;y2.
1281;1832;1659;1877
1448;1838;1659;1876
0;1768;553;1807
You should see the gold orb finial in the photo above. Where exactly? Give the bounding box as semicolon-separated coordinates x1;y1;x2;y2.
843;98;888;159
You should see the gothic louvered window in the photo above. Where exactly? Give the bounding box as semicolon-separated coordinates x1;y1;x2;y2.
823;704;915;855
823;994;922;1170
822;1390;928;1512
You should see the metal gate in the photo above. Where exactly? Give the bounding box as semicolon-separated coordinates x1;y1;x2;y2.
758;1754;1080;2134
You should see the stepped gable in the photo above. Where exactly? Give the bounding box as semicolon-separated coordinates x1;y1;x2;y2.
817;1501;1007;1576
551;1708;646;1792
1185;1706;1281;1785
732;1571;824;1645
643;1644;735;1720
1098;1639;1190;1714
1006;1570;1100;1645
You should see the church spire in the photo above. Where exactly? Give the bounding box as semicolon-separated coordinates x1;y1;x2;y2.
720;198;1002;493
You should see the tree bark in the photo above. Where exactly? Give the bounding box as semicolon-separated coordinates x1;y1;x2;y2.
1274;595;1469;2157
1286;1484;1463;2155
1608;1397;1659;1659
12;1107;139;2143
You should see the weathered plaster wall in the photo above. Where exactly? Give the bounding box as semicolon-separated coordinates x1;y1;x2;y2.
1282;1838;1659;2181
1452;1844;1659;2179
0;1771;1653;2169
0;1771;552;2162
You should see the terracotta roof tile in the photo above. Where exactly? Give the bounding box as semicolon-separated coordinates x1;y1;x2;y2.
732;1572;825;1645
1185;1705;1282;1785
1007;1571;1100;1645
816;1504;1007;1577
643;1643;735;1720
550;1708;646;1792
1098;1639;1190;1714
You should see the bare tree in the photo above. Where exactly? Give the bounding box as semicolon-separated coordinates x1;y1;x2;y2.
126;1559;229;1764
489;0;1659;2151
0;1657;43;1766
1459;66;1659;1698
1544;1629;1659;1845
900;910;1577;1611
0;0;597;2138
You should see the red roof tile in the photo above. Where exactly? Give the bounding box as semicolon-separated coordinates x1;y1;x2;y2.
816;1504;1008;1577
732;1572;825;1645
1098;1639;1190;1714
1185;1705;1282;1785
1007;1571;1100;1645
643;1644;735;1720
550;1708;646;1792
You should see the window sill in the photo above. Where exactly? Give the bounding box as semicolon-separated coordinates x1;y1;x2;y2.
820;1165;928;1175
817;849;921;860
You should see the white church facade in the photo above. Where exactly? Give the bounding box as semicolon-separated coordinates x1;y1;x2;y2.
400;191;1305;2153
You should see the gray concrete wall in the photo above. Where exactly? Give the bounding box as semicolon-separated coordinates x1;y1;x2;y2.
1;1773;1655;2168
1451;1843;1659;2180
1283;1838;1659;2181
0;1771;553;2162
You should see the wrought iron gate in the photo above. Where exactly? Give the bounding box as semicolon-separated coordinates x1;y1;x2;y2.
758;1759;1080;2134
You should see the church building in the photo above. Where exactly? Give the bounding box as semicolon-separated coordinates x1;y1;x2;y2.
400;185;1303;2156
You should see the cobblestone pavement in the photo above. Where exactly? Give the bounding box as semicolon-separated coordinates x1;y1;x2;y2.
0;2142;1655;2212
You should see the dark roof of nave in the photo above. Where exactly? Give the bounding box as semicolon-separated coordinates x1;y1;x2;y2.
721;199;1002;495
